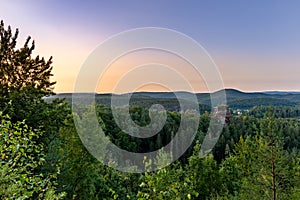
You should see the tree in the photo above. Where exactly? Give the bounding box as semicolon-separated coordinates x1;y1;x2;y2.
0;20;69;198
137;151;197;200
0;115;65;199
186;141;222;199
0;20;55;120
232;114;298;199
0;20;68;143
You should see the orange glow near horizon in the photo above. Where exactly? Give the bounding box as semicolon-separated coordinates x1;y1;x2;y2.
50;49;300;93
50;49;300;94
95;49;209;94
2;1;300;94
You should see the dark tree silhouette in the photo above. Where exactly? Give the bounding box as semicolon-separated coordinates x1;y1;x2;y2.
0;20;55;120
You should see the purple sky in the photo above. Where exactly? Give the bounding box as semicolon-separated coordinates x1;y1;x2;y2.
1;1;300;92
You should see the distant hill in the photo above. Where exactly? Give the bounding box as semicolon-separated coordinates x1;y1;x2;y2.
45;89;300;111
263;91;300;95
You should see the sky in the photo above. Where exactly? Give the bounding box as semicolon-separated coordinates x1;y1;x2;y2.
1;0;300;93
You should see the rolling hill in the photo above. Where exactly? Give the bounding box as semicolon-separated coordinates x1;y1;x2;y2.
45;89;300;111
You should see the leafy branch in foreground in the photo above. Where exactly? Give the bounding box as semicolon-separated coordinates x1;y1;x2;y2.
0;115;65;199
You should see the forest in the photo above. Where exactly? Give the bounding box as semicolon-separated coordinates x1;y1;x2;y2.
1;21;300;199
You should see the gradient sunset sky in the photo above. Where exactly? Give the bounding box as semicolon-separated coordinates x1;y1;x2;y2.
1;1;300;93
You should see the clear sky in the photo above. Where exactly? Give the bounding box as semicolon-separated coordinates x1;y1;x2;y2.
1;0;300;93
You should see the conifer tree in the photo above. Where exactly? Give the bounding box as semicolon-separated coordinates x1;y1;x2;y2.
234;113;297;199
0;20;55;123
0;20;69;198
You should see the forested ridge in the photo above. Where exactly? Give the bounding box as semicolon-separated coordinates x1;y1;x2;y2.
1;21;300;199
47;88;300;111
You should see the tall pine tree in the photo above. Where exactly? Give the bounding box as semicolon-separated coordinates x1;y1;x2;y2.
0;20;58;125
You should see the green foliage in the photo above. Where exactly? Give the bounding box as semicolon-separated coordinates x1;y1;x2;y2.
0;115;65;199
137;156;197;200
248;106;300;119
57;114;140;199
0;20;55;120
186;142;223;199
227;114;299;199
1;22;300;198
0;20;69;199
57;104;300;199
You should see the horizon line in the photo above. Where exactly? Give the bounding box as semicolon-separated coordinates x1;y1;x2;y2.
52;88;300;95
